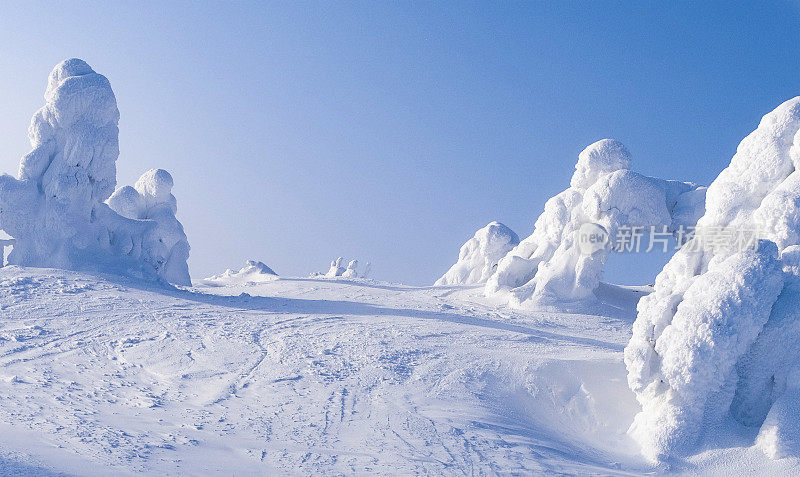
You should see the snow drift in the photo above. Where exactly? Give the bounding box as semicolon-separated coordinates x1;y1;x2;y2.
435;221;519;286
202;259;278;285
625;96;800;461
0;59;190;285
485;139;705;306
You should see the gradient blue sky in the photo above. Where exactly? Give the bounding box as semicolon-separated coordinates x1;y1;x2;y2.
1;1;799;285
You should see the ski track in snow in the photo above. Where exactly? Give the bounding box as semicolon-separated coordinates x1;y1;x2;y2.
0;267;797;475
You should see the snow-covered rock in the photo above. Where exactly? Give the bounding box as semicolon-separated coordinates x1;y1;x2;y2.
435;221;519;286
485;139;704;306
0;59;191;286
625;96;800;461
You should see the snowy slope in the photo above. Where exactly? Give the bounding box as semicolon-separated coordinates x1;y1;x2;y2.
0;267;797;475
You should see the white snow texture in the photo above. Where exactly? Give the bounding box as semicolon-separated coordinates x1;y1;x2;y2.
485;139;705;306
0;59;190;286
625;96;800;461
435;221;519;286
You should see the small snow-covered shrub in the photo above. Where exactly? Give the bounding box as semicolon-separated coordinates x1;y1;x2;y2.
435;221;519;286
341;260;360;278
625;96;800;461
485;139;704;306
326;257;346;277
322;257;369;279
0;59;191;285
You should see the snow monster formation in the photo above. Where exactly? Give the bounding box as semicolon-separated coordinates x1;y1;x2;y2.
484;139;706;306
107;169;191;286
624;97;800;461
435;221;519;286
323;257;370;279
0;59;190;285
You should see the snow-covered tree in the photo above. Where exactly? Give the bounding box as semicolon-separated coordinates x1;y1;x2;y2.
0;58;120;267
326;257;346;277
0;59;191;285
341;260;359;278
107;169;191;286
625;96;800;461
484;139;705;306
435;221;519;286
322;257;368;279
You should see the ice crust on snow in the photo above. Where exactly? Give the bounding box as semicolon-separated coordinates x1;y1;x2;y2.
485;139;705;306
625;97;800;461
0;59;190;285
435;221;519;286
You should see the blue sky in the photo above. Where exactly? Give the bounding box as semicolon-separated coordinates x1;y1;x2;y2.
0;1;798;285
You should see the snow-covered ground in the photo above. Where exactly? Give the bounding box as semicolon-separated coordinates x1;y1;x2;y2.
1;267;796;475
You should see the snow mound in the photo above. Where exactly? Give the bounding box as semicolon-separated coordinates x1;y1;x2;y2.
485;139;704;306
625;96;800;461
0;59;190;285
202;260;278;285
435;221;519;286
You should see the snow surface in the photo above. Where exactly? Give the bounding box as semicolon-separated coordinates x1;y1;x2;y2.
0;266;797;475
625;96;800;462
485;139;705;306
435;221;519;286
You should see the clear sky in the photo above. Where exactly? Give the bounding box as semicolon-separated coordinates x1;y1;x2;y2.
0;1;799;285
